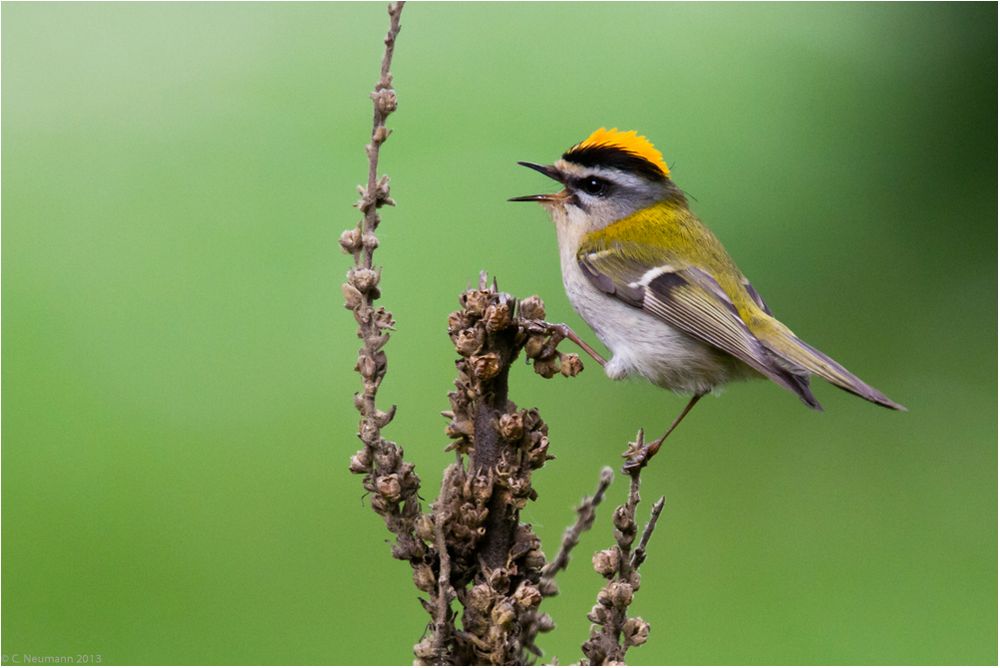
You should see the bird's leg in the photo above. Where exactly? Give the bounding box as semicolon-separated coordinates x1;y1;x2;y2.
538;321;607;367
646;392;705;458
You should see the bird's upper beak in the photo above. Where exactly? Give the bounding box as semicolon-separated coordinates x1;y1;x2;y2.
509;162;565;202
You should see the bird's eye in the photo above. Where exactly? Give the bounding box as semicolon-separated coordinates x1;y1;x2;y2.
578;176;609;197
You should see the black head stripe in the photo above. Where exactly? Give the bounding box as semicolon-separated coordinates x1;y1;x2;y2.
562;144;667;182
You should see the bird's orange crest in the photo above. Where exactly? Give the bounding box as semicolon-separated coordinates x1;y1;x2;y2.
570;128;670;177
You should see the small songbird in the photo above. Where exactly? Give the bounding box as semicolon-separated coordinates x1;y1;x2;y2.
511;128;904;449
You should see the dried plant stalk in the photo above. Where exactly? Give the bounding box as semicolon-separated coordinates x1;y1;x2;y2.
341;5;670;665
580;430;666;665
343;0;425;568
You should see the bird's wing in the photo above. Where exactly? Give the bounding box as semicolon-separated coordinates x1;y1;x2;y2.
578;244;820;408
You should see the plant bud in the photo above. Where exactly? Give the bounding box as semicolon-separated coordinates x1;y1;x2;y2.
623;617;650;646
592;548;620;577
518;295;546;320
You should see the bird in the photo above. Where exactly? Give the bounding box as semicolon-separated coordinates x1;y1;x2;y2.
510;127;904;452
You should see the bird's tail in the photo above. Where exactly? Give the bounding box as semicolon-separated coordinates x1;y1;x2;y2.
762;328;906;411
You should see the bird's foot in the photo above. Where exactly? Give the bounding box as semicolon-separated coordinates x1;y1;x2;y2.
529;321;607;368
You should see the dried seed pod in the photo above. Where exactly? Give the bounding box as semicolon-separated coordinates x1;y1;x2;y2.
471;353;501;380
351;267;379;293
523;334;547;359
375;474;402;502
454;327;484;356
623;617;650;647
518;295;546;320
467;583;495;613
462;290;490;316
348;449;371;474
339;228;362;253
532;355;560;379
342;282;363;309
412;562;435;593
592;548;620;577
498;412;524;441
587;604;607;624
445;419;474;440
412;637;435;661
523;548;547;571
415;514;435;544
608;581;634;607
513;582;542;610
483;302;512;332
560;352;584;377
490;600;516;628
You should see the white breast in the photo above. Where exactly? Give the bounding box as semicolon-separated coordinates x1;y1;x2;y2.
552;209;744;395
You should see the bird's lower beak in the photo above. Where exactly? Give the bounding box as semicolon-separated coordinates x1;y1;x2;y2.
509;162;565;203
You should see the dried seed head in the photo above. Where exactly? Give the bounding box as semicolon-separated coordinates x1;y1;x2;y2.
513;582;542;610
373;445;400;472
613;505;634;533
592;548;620;577
412;637;435;660
498;412;524;441
523;334;547;359
412;562;435;593
608;581;634;607
518;295;546;320
483;302;512;332
524;548;547;571
467;583;495;613
560;353;584;377
415;514;435;544
342;282;363;310
447;311;469;334
490;600;516;628
470;353;501;380
339;228;362;254
351;267;379;293
462;290;490;316
624;617;651;647
372;88;397;114
375;473;402;503
532;355;560;379
454;327;484;356
587;604;607;624
348;448;371;474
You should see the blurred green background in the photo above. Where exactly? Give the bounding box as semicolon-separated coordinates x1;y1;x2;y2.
2;2;996;665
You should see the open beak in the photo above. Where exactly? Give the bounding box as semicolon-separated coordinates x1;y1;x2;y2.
509;162;565;202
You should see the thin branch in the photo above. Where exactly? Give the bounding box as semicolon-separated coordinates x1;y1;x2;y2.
542;467;614;581
631;496;665;571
